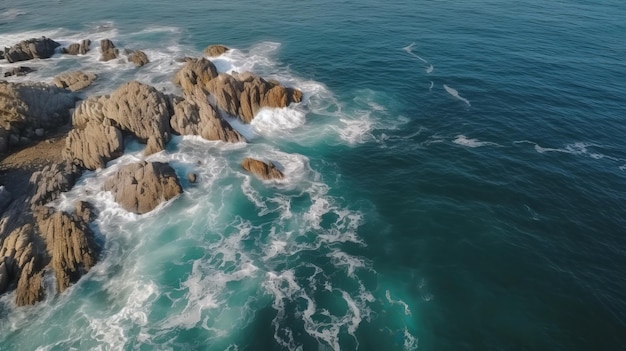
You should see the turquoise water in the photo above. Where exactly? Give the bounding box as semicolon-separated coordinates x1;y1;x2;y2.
1;0;626;350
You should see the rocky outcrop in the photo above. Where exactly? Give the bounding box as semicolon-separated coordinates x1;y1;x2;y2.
128;50;149;67
29;161;82;209
64;122;123;170
35;205;99;294
0;81;78;152
71;81;171;155
204;44;229;57
0;257;7;293
173;58;218;93
99;39;118;62
241;157;284;180
3;66;35;77
174;59;302;123
103;161;183;214
61;39;91;55
3;37;60;63
169;87;244;143
52;71;97;92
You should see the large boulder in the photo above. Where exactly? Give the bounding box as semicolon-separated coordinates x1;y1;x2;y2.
0;81;78;152
71;81;172;155
169;87;244;143
204;44;229;57
99;39;118;62
173;58;218;93
128;50;149;67
61;39;91;55
35;205;99;293
103;161;183;214
29;161;82;209
52;71;97;92
3;37;60;63
241;157;284;180
63;122;123;170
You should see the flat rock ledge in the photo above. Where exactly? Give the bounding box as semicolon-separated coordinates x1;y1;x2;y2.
103;161;183;214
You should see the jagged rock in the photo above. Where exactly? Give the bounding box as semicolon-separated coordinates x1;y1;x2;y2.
128;50;149;67
52;71;97;92
241;157;284;180
173;58;218;93
188;172;197;183
71;81;171;155
29;161;82;208
204;44;229;57
0;257;8;293
99;39;118;62
3;66;35;77
35;206;99;294
63;122;123;170
0;50;4;60
169;87;244;143
103;161;183;214
75;201;97;224
61;39;91;55
174;61;303;123
0;81;78;153
3;37;60;63
0;186;12;213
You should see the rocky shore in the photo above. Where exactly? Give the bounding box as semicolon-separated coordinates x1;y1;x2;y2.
0;37;301;305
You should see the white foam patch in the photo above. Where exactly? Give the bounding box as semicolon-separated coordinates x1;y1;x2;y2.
426;64;434;74
514;141;625;167
251;107;307;135
453;135;500;148
402;42;428;64
444;84;471;107
0;9;27;23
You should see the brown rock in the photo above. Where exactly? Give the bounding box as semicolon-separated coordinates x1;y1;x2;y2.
169;87;244;143
29;161;82;209
63;122;123;170
61;39;91;55
4;37;60;63
0;81;78;153
52;71;97;92
188;172;197;183
103;161;183;214
173;58;218;93
241;157;284;180
100;39;118;62
0;257;8;293
35;207;99;293
71;81;171;156
203;44;229;57
128;50;149;67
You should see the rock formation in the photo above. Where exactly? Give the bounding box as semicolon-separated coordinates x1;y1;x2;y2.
0;81;78;153
169;87;244;143
3;37;60;63
64;122;124;170
174;59;303;123
52;71;97;92
71;80;172;156
103;161;183;214
61;39;91;55
241;157;284;180
128;50;149;67
100;39;118;61
4;66;35;77
204;44;229;57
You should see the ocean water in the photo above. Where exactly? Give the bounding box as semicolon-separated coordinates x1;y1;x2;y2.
1;0;626;350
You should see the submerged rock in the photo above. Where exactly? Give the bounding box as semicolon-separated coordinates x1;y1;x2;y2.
103;161;183;214
3;66;35;77
241;157;284;180
52;71;97;92
3;37;60;63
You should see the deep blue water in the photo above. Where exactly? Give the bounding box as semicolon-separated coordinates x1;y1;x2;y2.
1;0;625;350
